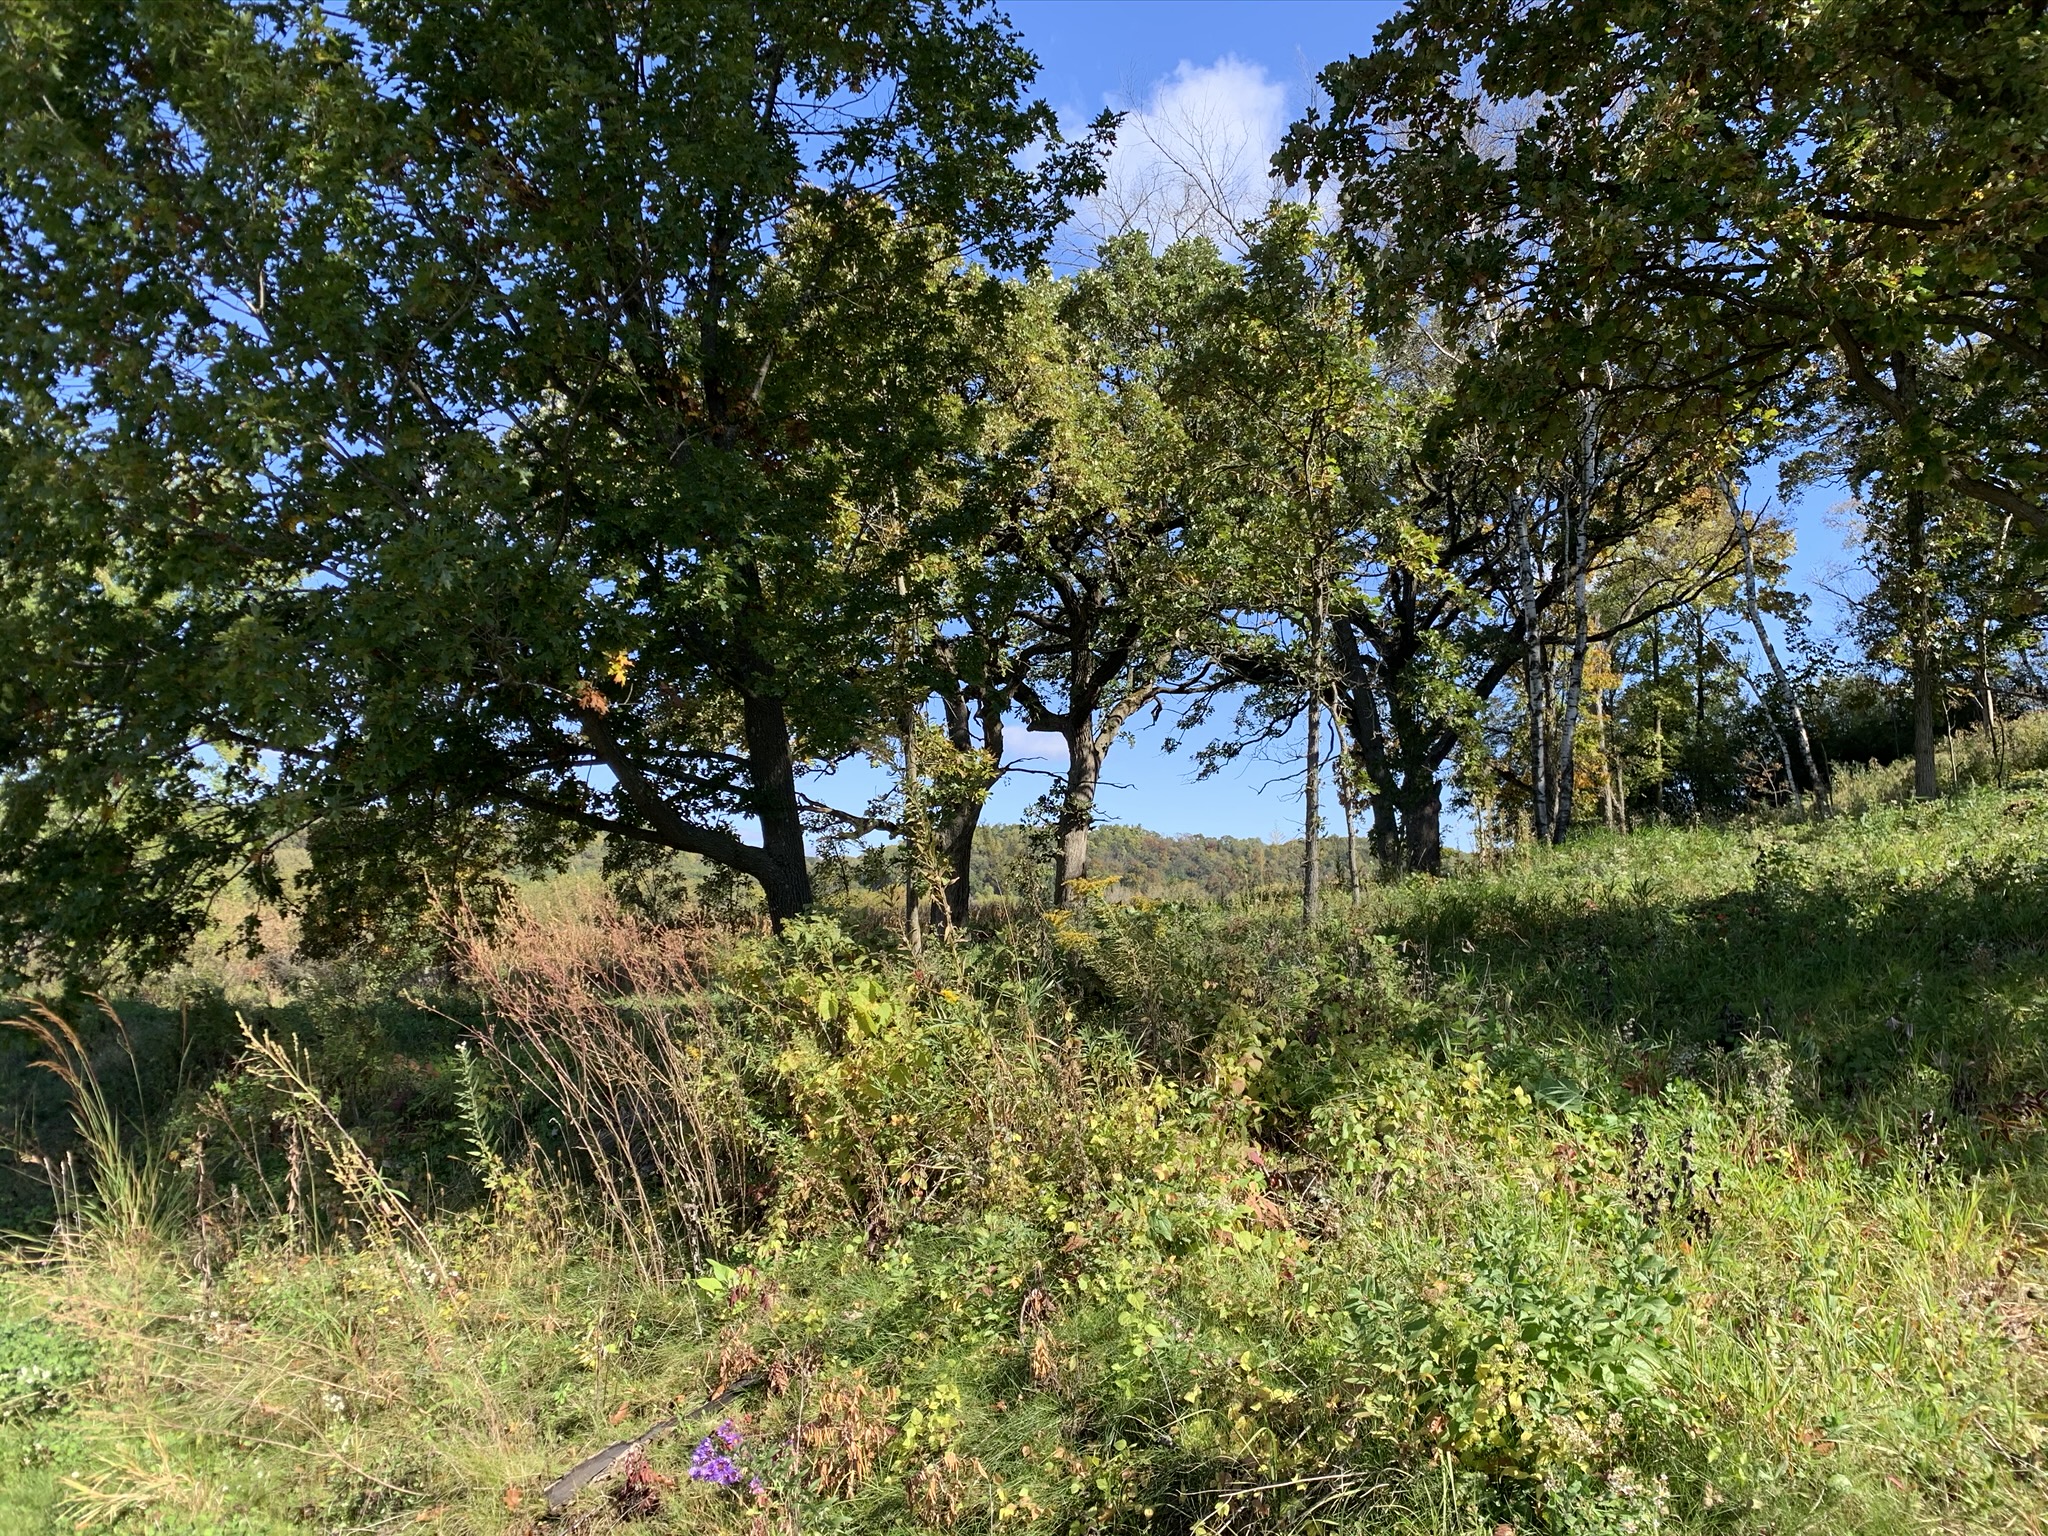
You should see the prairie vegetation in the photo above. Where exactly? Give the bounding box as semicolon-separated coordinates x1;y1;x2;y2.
4;765;2047;1535
5;2;2048;1533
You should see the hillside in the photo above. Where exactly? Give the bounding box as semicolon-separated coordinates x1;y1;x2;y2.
967;824;1311;904
7;6;2047;1533
2;783;2046;1535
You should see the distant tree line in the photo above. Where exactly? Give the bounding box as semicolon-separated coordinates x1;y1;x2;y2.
3;0;2044;978
965;825;1307;907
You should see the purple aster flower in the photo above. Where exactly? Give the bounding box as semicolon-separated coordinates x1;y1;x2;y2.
692;1441;741;1482
688;1423;751;1488
689;1452;741;1486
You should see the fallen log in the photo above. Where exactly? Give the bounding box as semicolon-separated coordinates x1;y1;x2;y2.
543;1372;765;1512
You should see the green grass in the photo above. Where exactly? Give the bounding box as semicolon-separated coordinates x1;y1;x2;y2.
0;1306;95;1536
2;783;2046;1534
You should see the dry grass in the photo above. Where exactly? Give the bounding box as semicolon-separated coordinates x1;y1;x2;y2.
455;891;761;1282
3;998;158;1246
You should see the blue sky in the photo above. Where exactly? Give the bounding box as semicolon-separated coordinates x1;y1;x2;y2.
828;2;1870;845
991;3;1405;838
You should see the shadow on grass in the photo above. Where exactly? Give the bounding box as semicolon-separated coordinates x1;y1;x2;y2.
0;983;485;1234
1382;819;2048;1163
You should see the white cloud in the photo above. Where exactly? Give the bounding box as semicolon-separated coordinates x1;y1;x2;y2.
1084;56;1295;254
1009;729;1069;763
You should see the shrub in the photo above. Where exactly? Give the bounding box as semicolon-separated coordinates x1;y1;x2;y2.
5;782;2045;1534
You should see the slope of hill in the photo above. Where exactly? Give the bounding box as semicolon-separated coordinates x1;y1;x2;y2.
3;783;2046;1535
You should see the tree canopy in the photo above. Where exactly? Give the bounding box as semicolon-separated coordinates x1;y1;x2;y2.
0;0;1106;972
3;0;2044;977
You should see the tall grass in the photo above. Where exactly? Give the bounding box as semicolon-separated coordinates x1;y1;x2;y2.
236;1015;452;1286
3;999;159;1247
1;784;2044;1534
454;891;761;1281
1828;710;2048;813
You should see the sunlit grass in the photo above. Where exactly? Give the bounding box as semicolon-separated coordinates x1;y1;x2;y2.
1;780;2044;1534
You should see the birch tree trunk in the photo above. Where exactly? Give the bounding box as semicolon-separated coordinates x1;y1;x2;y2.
1516;491;1552;844
1552;404;1596;842
1731;490;1826;811
1746;672;1800;809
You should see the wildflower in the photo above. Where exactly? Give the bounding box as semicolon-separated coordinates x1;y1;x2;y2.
689;1421;751;1488
689;1436;743;1487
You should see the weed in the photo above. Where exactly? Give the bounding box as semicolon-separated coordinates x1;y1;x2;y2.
4;999;159;1246
2;785;2045;1533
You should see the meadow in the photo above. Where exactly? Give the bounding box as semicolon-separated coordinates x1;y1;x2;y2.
6;4;2046;1532
3;755;2047;1536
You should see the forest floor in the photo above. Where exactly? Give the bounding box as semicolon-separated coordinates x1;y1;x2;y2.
2;774;2047;1535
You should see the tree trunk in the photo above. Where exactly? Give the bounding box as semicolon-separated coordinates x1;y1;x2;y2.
1302;704;1321;922
1368;794;1398;872
901;703;922;955
1337;730;1430;878
1341;796;1360;900
934;675;1007;931
1772;718;1798;808
1324;689;1361;899
1595;687;1617;831
1337;750;1361;902
1978;637;2000;781
1976;629;1997;738
1747;673;1799;808
1403;773;1442;876
1552;493;1592;842
1516;492;1552;844
937;800;981;931
1383;685;1447;877
1982;513;2012;782
741;693;814;925
1650;619;1665;822
1552;395;1598;843
1331;619;1398;872
1053;736;1100;906
1539;635;1560;831
1732;492;1825;810
1907;488;1939;800
1914;652;1940;797
1693;605;1707;744
1302;578;1327;925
